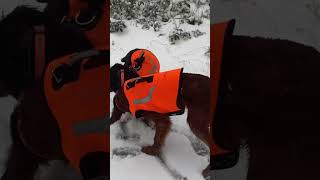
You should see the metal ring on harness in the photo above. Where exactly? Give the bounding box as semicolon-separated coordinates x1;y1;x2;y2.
75;10;97;26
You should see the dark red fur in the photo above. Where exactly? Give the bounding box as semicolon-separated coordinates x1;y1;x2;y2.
213;35;320;180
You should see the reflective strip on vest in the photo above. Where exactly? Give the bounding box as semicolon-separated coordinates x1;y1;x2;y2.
73;117;108;135
149;63;157;74
133;85;156;105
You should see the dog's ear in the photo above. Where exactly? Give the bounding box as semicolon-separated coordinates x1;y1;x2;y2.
110;64;119;92
110;63;124;92
110;95;125;124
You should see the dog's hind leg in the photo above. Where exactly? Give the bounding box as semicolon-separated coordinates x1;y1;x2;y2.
141;113;171;156
0;105;47;180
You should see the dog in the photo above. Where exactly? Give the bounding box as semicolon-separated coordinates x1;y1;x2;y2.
110;65;211;177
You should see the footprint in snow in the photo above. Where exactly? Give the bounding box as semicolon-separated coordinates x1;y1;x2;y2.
115;132;141;142
112;147;141;159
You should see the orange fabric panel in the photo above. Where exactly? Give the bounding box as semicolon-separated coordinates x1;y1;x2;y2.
124;68;182;117
130;49;160;76
44;54;109;172
210;20;232;156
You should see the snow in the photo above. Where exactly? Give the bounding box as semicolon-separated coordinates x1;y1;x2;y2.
110;19;210;180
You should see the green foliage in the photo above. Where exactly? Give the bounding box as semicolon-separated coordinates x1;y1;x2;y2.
110;21;127;33
110;0;209;30
110;0;209;44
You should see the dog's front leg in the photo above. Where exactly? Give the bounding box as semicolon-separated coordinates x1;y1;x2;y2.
111;97;131;139
110;106;123;124
141;113;171;156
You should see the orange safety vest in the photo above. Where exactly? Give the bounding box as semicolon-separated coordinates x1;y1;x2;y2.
210;19;235;156
123;68;184;117
44;51;109;172
130;49;160;76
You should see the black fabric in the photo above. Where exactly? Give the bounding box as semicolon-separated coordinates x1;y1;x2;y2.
125;76;154;90
176;68;184;111
210;148;239;170
52;50;108;90
83;50;110;70
80;152;109;180
120;48;140;64
121;48;140;77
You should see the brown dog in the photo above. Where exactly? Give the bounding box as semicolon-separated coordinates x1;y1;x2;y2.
110;67;211;177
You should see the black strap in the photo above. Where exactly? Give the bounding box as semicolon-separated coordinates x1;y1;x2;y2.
52;50;109;90
126;76;154;90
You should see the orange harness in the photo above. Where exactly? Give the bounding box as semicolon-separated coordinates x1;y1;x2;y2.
44;51;109;172
210;20;235;156
42;0;109;172
123;68;184;117
34;0;109;78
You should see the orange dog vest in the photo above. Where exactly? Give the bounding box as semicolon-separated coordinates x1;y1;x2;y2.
44;51;109;172
210;20;235;156
123;68;184;117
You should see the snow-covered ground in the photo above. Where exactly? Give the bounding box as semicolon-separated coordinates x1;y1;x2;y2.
110;19;210;180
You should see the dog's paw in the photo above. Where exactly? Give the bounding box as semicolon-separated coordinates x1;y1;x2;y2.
116;133;140;142
141;146;160;156
202;166;210;180
116;133;129;140
129;133;141;142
